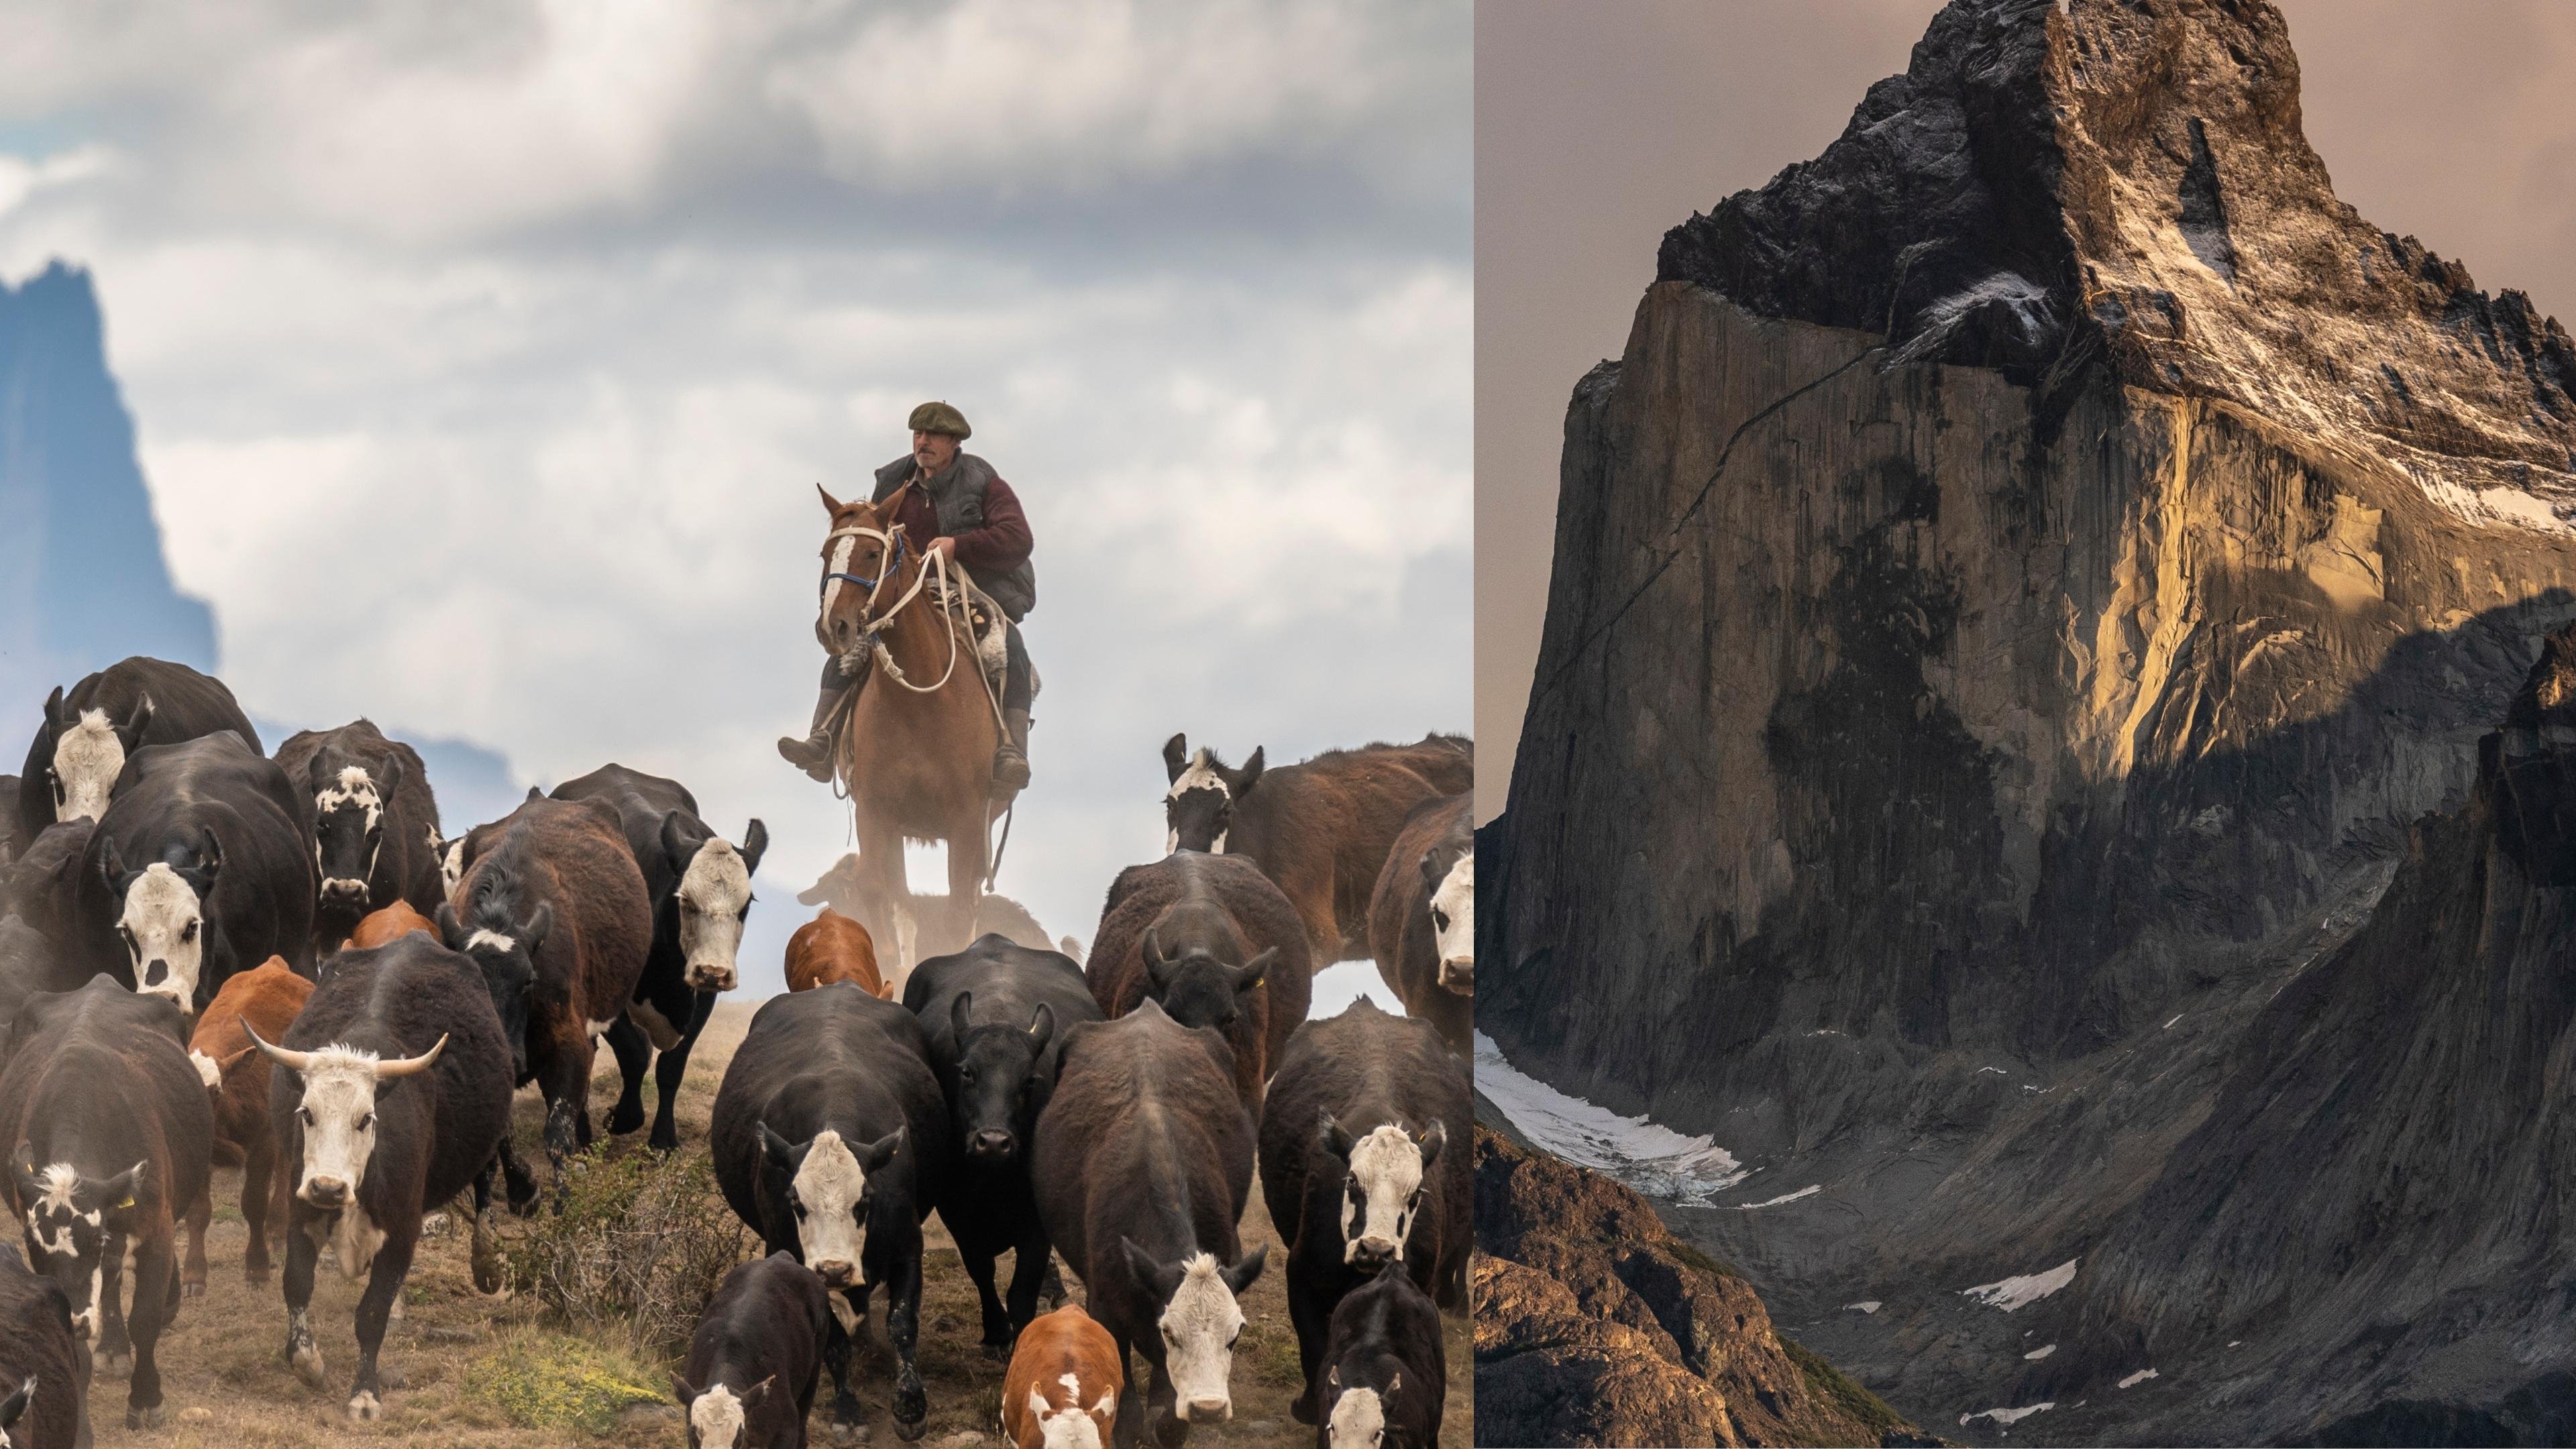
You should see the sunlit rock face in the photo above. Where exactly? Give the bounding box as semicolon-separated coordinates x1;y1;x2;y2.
1484;0;2576;1441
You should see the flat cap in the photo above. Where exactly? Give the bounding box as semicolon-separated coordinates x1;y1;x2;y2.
908;400;971;439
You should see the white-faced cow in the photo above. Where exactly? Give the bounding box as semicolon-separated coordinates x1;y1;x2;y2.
75;733;317;1014
15;658;261;841
0;978;212;1430
903;933;1100;1358
1157;733;1470;969
551;764;766;1153
274;722;445;961
1316;1260;1444;1449
0;1240;85;1449
1366;792;1472;1059
1089;852;1311;1118
436;794;651;1211
1032;1002;1267;1449
710;983;954;1444
250;932;513;1421
1002;1303;1120;1449
672;1250;832;1449
1256;999;1467;1422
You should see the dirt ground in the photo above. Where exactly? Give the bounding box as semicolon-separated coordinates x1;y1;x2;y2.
76;1002;1472;1448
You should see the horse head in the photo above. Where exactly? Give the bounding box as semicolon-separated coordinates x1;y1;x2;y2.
814;485;918;656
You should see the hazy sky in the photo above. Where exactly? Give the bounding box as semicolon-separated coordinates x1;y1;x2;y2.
1476;0;2576;820
0;0;1469;1002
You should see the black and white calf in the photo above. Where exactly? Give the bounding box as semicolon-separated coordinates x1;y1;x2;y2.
551;764;766;1152
76;733;317;1012
674;1250;832;1449
0;978;211;1430
711;983;953;1442
252;932;515;1421
1256;1000;1468;1424
1316;1262;1444;1449
15;657;262;843
274;722;444;957
904;934;1102;1358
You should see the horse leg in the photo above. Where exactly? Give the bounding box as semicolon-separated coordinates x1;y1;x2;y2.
943;817;985;959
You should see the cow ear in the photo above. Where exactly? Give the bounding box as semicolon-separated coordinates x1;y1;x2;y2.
0;1374;30;1430
1025;1002;1054;1056
1141;927;1169;988
42;686;65;733
375;755;404;800
950;990;975;1045
739;819;769;875
434;901;467;950
818;483;845;517
1120;1237;1177;1299
219;1044;258;1077
1221;1243;1267;1295
861;1126;904;1173
1386;1371;1401;1396
98;834;128;896
1230;747;1265;797
1415;1119;1446;1170
1419;845;1443;896
9;1144;40;1208
194;825;225;885
520;902;553;953
1234;948;1275;994
1162;733;1189;784
669;1371;697;1405
758;1121;800;1173
117;692;156;751
1319;1111;1353;1160
741;1375;775;1410
100;1159;147;1216
659;811;694;876
307;750;334;794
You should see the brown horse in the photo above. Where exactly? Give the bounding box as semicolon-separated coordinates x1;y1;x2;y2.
814;485;1002;985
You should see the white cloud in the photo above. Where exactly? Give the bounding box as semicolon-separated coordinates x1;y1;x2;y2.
0;145;112;220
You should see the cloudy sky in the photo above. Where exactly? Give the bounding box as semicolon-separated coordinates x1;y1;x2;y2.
1477;0;2576;819
0;0;1470;1001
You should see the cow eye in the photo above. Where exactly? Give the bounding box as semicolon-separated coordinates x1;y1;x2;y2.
1227;1328;1241;1349
297;1106;315;1124
180;920;199;943
1431;910;1449;930
356;1114;376;1133
958;1067;975;1087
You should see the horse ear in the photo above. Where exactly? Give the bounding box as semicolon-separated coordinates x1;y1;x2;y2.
1234;948;1275;994
818;483;845;516
1230;747;1265;797
1162;733;1189;784
739;819;769;875
950;990;975;1045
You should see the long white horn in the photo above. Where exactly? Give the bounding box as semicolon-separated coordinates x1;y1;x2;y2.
239;1021;315;1073
372;1033;449;1079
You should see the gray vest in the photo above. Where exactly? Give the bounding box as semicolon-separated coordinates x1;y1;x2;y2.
872;451;1036;620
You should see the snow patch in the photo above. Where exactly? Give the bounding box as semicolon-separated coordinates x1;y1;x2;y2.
1730;1185;1820;1210
2118;1368;2159;1389
1845;1301;1882;1315
1962;1259;2078;1312
1473;1032;1749;1203
1960;1403;2054;1428
2025;1344;2055;1360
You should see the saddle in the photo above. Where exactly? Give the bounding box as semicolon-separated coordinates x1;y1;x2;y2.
941;569;1038;706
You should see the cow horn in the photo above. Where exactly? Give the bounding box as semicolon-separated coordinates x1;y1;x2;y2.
240;1021;315;1073
374;1033;449;1079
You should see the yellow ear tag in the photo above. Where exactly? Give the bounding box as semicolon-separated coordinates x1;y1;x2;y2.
116;1196;134;1210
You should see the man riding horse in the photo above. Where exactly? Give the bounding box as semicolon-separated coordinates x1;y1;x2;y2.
778;400;1038;801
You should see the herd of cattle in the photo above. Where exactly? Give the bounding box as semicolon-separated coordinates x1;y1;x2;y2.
0;655;1476;1448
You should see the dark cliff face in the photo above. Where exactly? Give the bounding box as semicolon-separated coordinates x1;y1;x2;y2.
1474;1125;1936;1448
1487;0;2576;1442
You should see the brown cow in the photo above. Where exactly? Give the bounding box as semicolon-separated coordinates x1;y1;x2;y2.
343;900;438;952
182;958;313;1294
1089;852;1311;1117
1159;734;1471;967
786;905;890;998
1002;1303;1120;1449
437;794;652;1210
1366;793;1472;1057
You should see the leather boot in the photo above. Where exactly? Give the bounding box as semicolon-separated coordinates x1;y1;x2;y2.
991;708;1032;798
776;687;845;782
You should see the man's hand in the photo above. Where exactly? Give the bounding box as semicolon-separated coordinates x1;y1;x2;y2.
926;536;957;566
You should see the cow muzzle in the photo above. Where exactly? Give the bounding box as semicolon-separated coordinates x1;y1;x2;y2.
71;1305;100;1344
1183;1398;1230;1424
811;1257;856;1287
301;1175;351;1208
1439;957;1474;992
967;1129;1018;1161
321;877;371;902
685;961;738;992
1346;1236;1402;1271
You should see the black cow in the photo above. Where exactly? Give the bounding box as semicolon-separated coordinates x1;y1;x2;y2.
1258;1000;1466;1423
1089;851;1312;1119
551;764;766;1152
16;657;262;841
0;977;213;1429
74;733;316;1014
0;1242;83;1449
902;933;1101;1358
673;1250;832;1449
273;721;444;957
249;932;513;1421
1032;1001;1266;1449
711;983;953;1443
1315;1260;1443;1449
0;820;93;949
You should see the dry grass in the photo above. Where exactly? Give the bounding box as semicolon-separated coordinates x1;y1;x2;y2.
78;1002;1474;1447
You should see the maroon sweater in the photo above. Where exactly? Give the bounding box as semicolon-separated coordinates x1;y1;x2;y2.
885;473;1032;579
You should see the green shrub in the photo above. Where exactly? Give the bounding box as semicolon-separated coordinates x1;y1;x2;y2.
505;1146;751;1358
469;1329;669;1436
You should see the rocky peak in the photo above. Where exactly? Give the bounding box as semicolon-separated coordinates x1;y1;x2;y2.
1659;0;2576;517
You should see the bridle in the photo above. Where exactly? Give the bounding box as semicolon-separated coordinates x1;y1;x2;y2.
817;509;971;697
